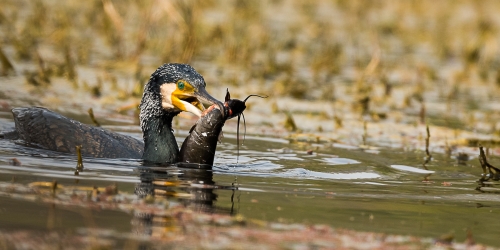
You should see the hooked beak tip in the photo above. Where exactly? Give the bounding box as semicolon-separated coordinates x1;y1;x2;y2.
196;88;223;108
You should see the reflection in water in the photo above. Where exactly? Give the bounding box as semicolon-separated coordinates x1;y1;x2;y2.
132;163;237;236
476;181;500;194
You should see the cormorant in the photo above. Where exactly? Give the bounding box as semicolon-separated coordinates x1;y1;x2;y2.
0;63;238;164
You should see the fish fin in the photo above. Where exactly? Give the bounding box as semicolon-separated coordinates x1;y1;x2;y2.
225;88;231;102
188;124;196;134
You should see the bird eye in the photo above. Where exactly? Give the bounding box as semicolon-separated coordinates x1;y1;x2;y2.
177;81;185;90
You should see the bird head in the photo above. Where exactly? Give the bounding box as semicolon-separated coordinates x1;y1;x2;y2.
140;64;222;124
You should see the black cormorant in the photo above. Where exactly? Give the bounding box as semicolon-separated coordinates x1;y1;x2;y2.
1;63;235;164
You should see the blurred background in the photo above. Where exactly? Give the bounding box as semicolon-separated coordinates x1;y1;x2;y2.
2;0;500;153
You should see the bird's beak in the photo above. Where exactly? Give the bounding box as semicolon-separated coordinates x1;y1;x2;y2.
194;87;224;112
171;87;223;117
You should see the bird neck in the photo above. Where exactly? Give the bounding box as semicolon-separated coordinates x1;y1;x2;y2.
142;112;179;163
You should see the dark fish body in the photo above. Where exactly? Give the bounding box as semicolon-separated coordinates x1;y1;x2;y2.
179;97;246;166
9;107;144;158
178;106;226;166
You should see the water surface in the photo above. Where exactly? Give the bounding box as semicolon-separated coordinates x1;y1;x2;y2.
1;111;499;247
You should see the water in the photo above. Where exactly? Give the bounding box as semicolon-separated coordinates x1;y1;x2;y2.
1;111;500;247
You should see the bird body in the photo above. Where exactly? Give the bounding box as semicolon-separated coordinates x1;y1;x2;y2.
9;107;144;158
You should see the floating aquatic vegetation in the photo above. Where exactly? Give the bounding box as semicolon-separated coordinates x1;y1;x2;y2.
423;125;432;168
87;108;101;127
283;112;297;132
478;145;500;181
9;158;21;166
74;145;84;175
0;46;15;76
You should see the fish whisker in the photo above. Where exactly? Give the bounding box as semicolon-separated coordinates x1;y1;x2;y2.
242;112;247;145
237;114;241;163
243;94;267;103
